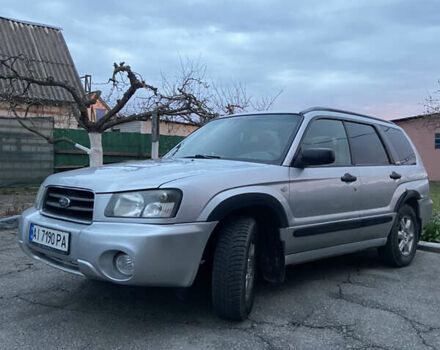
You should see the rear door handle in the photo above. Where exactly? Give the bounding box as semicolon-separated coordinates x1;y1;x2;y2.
341;173;357;183
390;171;402;180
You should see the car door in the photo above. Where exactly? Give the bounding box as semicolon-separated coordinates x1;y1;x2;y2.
287;118;361;254
344;121;397;239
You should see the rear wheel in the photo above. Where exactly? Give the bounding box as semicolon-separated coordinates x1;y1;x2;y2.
379;205;419;267
211;216;257;320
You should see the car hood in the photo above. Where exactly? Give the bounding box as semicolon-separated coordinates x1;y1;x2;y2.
43;158;271;193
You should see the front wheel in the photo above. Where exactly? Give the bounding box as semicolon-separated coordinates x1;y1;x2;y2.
379;205;419;267
211;216;257;320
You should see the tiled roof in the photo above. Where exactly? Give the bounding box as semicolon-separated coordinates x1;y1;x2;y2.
0;16;84;104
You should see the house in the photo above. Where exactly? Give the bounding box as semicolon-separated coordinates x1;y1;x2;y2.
86;95;196;136
392;113;440;181
112;119;197;137
0;16;85;128
0;16;197;140
87;93;110;122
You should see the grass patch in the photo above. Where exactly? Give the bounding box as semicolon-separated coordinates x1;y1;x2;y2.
421;182;440;243
430;181;440;216
0;187;38;195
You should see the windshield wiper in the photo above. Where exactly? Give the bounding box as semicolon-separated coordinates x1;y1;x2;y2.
183;154;222;159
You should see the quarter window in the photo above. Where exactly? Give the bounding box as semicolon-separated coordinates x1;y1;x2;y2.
345;122;389;165
380;126;416;165
301;119;351;166
436;133;440;150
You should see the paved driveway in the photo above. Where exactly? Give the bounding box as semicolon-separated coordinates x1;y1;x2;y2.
1;229;439;350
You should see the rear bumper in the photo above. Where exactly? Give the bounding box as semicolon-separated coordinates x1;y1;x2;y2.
18;207;217;287
418;197;433;228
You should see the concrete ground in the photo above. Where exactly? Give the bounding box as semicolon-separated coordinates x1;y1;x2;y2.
0;189;37;218
1;228;439;350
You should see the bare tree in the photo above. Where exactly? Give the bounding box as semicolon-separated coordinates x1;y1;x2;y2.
161;58;282;126
423;79;440;128
0;54;216;166
0;54;282;166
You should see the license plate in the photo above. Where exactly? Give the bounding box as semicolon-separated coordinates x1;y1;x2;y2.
29;224;70;254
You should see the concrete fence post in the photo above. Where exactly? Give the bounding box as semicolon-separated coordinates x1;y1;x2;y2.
151;112;159;160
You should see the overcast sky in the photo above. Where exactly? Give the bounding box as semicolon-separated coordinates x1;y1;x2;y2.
2;0;440;119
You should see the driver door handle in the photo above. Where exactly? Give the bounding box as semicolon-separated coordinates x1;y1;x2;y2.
390;171;402;180
341;173;357;183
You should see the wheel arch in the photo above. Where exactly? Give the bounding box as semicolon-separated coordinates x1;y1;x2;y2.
202;192;289;283
394;190;422;233
394;190;421;215
206;193;289;228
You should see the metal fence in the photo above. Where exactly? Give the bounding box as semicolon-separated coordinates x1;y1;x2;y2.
0;117;54;187
54;129;184;171
0;120;184;186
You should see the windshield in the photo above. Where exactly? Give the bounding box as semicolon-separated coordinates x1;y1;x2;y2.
164;114;301;164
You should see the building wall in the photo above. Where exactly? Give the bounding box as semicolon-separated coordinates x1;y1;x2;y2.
87;97;110;122
0;102;197;137
0;117;53;187
112;120;198;137
395;118;440;181
0;102;76;129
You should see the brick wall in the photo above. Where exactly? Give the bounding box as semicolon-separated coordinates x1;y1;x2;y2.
395;117;440;181
0;117;53;187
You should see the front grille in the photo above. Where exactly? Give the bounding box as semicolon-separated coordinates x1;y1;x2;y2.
42;186;94;224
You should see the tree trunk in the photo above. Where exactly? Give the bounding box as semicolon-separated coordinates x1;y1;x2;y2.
151;112;160;160
88;132;103;167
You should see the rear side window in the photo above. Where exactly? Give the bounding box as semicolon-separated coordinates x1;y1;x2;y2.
345;122;389;165
435;133;440;150
380;126;416;165
302;119;351;166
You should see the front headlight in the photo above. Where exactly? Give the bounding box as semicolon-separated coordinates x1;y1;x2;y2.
104;189;182;218
35;184;46;210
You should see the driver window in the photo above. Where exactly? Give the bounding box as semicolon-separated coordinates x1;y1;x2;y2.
302;119;351;166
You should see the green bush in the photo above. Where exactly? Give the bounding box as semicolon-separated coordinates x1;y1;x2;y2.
422;215;440;243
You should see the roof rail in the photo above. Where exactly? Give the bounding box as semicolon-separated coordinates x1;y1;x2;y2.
300;107;392;124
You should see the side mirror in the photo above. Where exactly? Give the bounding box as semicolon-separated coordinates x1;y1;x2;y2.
293;148;335;168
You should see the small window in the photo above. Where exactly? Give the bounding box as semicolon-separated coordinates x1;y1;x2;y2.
96;108;106;120
380;126;416;165
302;119;351;166
345;122;389;165
436;133;440;150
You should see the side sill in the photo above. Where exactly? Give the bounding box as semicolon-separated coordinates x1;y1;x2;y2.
293;215;393;237
285;238;387;266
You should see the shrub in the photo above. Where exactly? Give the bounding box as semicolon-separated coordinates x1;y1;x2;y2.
422;215;440;243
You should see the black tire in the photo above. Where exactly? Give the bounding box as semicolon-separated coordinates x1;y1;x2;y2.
211;216;257;321
379;205;420;267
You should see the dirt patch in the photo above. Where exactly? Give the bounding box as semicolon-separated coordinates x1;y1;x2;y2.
0;188;38;218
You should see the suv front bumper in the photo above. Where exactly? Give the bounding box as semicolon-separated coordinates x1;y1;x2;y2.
18;207;217;287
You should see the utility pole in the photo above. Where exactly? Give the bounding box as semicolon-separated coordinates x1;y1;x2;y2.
151;111;159;159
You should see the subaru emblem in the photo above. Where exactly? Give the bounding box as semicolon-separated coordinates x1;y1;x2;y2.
58;196;71;208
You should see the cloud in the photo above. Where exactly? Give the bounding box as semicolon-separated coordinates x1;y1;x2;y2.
1;0;439;118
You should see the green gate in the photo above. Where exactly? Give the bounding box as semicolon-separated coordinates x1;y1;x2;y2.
54;129;184;171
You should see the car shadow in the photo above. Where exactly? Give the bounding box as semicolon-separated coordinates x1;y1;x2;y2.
63;248;387;323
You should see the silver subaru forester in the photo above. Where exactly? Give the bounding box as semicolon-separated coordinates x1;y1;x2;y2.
19;107;433;320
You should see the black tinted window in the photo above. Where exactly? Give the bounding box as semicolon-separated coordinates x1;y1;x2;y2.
345;122;389;165
302;119;351;166
380;126;416;165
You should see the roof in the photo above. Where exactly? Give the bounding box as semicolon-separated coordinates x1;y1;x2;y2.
391;112;440;123
0;16;84;104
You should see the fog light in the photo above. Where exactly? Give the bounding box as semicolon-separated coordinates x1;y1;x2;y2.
114;252;134;276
